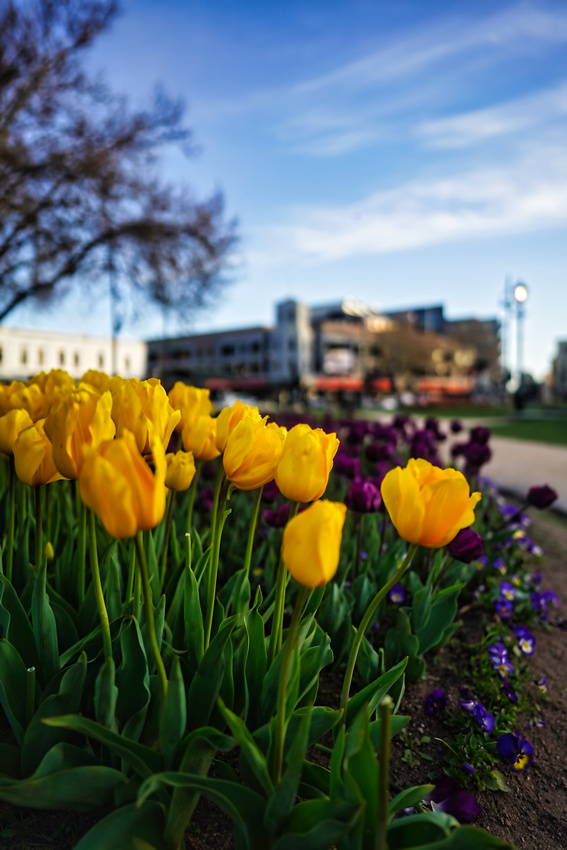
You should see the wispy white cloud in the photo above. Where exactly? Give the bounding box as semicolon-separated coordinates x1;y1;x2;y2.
417;81;567;148
272;145;567;261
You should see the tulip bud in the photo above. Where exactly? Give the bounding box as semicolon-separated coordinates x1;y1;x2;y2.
215;401;262;453
282;500;347;587
526;485;557;510
13;419;66;486
44;389;116;479
168;383;212;432
165;451;196;491
182;415;220;461
275;424;339;503
447;528;484;563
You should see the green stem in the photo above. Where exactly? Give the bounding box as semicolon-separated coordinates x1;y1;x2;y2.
273;584;309;784
208;463;224;549
77;490;87;607
34;486;43;573
19;477;27;525
204;478;232;651
133;560;141;623
87;510;113;661
268;501;299;665
136;531;168;703
377;695;393;850
340;543;418;723
6;459;15;583
160;489;176;590
125;540;136;606
431;553;451;590
186;459;202;537
243;486;263;575
355;513;365;578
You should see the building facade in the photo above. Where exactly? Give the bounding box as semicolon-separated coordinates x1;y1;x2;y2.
0;327;147;382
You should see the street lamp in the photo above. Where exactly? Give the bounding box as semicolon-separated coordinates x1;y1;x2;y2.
513;281;528;389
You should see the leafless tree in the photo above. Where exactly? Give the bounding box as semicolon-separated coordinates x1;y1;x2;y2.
0;0;237;327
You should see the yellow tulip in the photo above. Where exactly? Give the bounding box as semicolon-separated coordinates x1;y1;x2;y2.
168;383;212;432
1;380;46;420
275;424;339;503
30;369;76;414
282;500;347;587
44;388;116;479
165;450;196;491
13;419;66;486
80;369;111;393
380;458;482;548
109;377;180;454
215;400;261;452
0;409;34;455
182;414;220;461
78;430;167;539
223;418;286;491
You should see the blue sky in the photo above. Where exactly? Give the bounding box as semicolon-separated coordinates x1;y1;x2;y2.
10;0;567;379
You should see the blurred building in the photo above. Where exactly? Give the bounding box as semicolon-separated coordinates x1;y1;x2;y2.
148;298;500;402
0;327;147;381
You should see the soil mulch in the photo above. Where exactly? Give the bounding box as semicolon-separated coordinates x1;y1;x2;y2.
1;512;566;849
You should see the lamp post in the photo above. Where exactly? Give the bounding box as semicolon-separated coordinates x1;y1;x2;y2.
513;282;528;389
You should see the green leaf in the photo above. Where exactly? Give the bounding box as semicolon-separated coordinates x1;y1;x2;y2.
0;764;127;812
244;592;267;730
0;638;27;746
94;656;119;729
0;743;21;779
218;699;274;799
42;713;162;779
31;560;60;686
345;656;408;727
388;784;435;816
416;585;464;655
21;652;87;777
115;617;151;744
0;576;39;668
387;811;458;848
264;706;312;834
75;801;166;850
186;614;239;731
160;656;186;769
396;825;517;849
273;799;362;850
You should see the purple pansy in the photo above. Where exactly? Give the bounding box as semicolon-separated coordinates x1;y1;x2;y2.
424;689;448;716
388;583;406;604
497;732;534;773
425;775;482;823
495;598;513;619
461;699;495;732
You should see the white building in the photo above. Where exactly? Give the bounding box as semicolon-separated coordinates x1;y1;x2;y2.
0;327;147;382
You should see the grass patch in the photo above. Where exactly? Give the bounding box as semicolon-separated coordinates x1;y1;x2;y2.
489;418;567;446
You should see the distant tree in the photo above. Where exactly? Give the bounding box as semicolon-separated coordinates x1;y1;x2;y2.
0;0;237;327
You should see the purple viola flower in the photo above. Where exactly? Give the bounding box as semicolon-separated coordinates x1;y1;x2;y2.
458;686;473;701
495;597;513;619
543;589;560;608
488;643;514;679
493;557;506;574
425;775;482;823
500;582;516;602
424;689;448;716
388;583;406;604
536;676;548;694
512;626;535;655
263;504;291;529
447;528;484;563
497;732;534;773
502;681;518;703
463;762;476;775
469;425;491;445
529;717;546;728
461;699;495;732
527;485;558;510
344;477;382;513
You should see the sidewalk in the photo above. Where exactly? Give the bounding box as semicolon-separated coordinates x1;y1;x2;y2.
484;437;567;515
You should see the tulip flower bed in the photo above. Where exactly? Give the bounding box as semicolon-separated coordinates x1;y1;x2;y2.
0;372;564;850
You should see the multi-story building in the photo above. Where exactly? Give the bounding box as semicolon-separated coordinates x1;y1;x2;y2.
0;327;147;382
147;298;500;401
552;341;567;400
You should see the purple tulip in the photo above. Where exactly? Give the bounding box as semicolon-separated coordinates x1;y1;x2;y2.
447;529;484;563
263;504;291;529
462;441;492;469
469;425;491;445
345;477;382;513
450;419;463;434
527;485;558;510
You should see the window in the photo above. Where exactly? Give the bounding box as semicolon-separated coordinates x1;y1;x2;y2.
21;348;28;365
38;349;44;365
124;356;131;370
98;353;105;369
58;350;65;366
74;352;80;367
0;346;3;363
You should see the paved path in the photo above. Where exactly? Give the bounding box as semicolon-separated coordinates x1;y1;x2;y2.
484;437;567;514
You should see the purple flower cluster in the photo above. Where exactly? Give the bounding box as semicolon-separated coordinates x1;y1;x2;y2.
461;698;495;732
531;588;561;621
487;642;514;679
425;775;482;823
